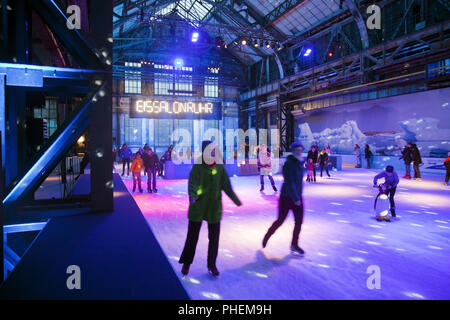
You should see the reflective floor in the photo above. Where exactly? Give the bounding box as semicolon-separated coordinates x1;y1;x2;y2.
121;166;450;300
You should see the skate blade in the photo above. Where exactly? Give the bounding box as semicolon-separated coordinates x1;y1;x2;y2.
291;249;305;256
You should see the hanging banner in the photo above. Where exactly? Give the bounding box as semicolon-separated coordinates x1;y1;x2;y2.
129;98;222;120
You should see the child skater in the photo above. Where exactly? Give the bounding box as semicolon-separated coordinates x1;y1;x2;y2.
305;158;315;182
257;144;277;192
373;165;399;217
130;152;143;193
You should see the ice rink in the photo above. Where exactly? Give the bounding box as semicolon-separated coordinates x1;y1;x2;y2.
120;167;450;300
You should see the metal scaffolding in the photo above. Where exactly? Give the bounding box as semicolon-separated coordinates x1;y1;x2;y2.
1;0;113;280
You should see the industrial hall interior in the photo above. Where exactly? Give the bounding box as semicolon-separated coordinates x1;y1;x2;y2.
0;0;449;300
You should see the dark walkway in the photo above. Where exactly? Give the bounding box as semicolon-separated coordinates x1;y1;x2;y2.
0;173;189;299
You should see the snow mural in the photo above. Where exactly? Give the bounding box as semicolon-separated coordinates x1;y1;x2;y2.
295;88;450;158
298;117;450;157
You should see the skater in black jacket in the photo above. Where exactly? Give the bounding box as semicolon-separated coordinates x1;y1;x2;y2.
318;148;331;178
365;144;373;169
411;143;422;180
143;148;159;193
262;142;305;255
400;143;413;179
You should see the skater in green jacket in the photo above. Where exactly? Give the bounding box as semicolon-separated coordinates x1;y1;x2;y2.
179;141;242;277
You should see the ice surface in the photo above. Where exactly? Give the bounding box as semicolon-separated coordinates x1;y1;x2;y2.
122;168;450;300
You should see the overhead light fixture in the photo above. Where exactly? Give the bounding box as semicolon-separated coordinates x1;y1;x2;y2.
303;48;312;57
191;31;199;43
254;39;259;47
266;42;271;49
174;58;184;67
241;39;247;46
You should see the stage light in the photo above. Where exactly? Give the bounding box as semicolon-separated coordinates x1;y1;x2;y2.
174;58;184;67
304;48;312;57
215;36;224;48
328;52;333;57
191;31;199;42
241;39;247;46
77;135;85;144
254;40;259;48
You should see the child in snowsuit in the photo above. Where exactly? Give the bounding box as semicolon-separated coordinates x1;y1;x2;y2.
257;145;277;192
305;158;315;182
130;152;143;193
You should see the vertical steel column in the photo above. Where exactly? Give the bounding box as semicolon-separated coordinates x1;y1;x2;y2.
1;0;8;60
15;0;26;62
5;87;27;187
5;0;28;187
89;0;113;212
0;131;3;283
0;74;5;183
255;100;259;145
0;81;4;281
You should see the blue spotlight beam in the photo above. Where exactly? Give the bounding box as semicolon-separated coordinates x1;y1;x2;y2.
174;58;184;67
2;85;106;214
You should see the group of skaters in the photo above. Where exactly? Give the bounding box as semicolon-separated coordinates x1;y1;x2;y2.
354;141;450;185
354;144;374;169
354;142;424;180
256;143;333;192
399;142;424;180
114;143;174;193
305;144;332;182
177;139;450;278
112;139;448;278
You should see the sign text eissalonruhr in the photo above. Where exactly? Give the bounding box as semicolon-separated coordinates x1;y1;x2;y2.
129;98;222;120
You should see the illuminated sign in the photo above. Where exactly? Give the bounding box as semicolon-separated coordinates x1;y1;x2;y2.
129;98;222;120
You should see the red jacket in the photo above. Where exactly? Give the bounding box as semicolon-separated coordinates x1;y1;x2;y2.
444;157;450;169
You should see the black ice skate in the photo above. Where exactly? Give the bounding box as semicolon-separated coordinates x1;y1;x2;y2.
208;266;220;277
290;245;305;255
262;233;271;248
181;264;190;276
391;208;396;218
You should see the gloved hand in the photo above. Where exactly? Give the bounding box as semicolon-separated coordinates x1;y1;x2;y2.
189;196;199;204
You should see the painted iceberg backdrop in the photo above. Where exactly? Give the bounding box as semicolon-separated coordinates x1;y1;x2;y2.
297;118;450;157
